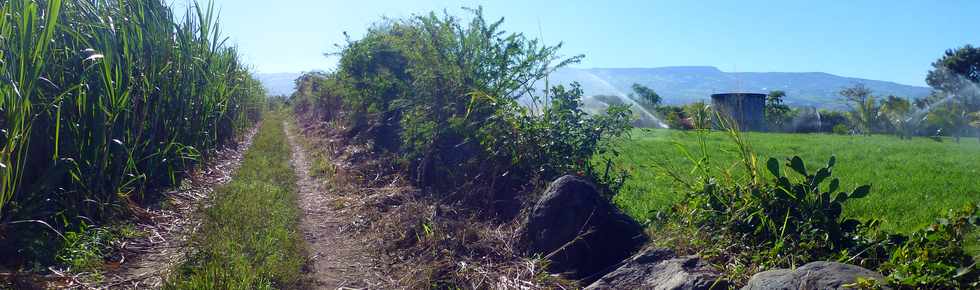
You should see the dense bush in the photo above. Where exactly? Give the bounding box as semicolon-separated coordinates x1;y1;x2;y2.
820;110;852;133
655;103;712;130
296;8;632;214
0;0;264;266
656;105;692;130
876;204;978;289
669;150;873;268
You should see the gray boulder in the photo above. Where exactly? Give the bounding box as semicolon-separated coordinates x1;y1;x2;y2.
585;248;729;290
521;175;647;280
743;261;886;290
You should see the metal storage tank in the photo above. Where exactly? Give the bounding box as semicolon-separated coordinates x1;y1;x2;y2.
711;93;766;131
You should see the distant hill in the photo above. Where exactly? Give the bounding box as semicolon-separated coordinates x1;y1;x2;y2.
255;72;301;96
547;66;931;109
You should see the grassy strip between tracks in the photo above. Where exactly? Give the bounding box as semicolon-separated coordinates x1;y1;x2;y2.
167;112;306;289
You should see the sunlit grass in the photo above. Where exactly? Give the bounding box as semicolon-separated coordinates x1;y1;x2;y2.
610;128;980;234
167;112;306;289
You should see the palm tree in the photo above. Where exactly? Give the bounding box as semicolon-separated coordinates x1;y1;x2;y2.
880;96;913;139
850;97;881;135
839;85;881;135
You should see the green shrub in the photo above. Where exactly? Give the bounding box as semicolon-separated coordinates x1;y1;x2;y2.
298;7;632;215
873;204;978;289
655;128;978;287
670;153;872;268
833;123;850;135
57;224;115;273
656;105;693;130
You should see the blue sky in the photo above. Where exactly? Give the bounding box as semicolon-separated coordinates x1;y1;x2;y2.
206;0;978;86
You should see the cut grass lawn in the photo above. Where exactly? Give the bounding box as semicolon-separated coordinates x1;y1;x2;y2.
609;128;980;234
167;112;306;289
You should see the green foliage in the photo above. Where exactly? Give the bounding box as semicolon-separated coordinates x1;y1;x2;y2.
927;45;980;96
57;224;115;273
653;103;710;131
840;84;884;135
496;85;634;192
926;99;972;142
656;105;693;130
610;129;980;235
880;96;914;139
878;204;978;289
765;90;792;131
630;83;661;108
670;151;871;268
632;127;978;287
298;7;632;213
767;157;869;251
167;112;305;289
683;101;712;130
820;110;852;133
845;204;980;289
833;124;850;135
0;0;264;266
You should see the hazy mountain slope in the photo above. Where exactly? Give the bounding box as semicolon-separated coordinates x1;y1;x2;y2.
259;68;931;109
547;66;931;109
256;72;301;96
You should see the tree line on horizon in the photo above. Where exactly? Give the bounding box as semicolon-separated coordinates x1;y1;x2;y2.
594;45;980;142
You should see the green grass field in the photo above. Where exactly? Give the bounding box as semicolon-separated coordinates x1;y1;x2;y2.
609;128;980;234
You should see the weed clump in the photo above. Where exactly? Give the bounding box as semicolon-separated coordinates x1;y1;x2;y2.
651;127;978;288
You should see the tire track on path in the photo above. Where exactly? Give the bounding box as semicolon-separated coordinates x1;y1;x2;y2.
284;121;379;290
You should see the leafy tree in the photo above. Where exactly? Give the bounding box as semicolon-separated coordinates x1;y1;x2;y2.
767;90;786;105
923;45;980;142
926;101;970;143
765;90;792;131
926;45;980;112
926;45;980;94
880;96;914;139
818;110;851;133
630;83;661;108
839;84;882;135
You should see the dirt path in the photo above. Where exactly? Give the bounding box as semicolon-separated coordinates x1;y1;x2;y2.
84;125;261;289
284;121;381;290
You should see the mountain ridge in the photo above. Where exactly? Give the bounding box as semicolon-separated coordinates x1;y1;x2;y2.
257;66;932;109
548;67;931;109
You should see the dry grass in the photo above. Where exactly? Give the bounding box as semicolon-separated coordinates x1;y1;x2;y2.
292;112;576;289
